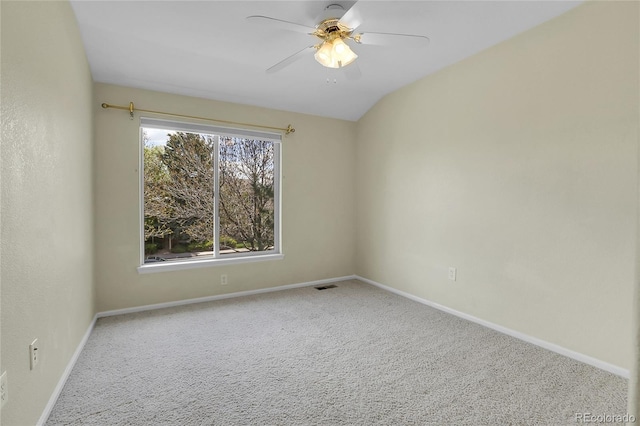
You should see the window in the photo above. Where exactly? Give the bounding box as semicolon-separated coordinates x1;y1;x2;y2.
139;118;282;272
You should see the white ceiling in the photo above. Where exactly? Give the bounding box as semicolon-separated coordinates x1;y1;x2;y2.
70;1;581;121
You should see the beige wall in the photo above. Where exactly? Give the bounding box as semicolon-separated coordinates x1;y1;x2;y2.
0;2;95;425
355;1;639;370
93;83;356;312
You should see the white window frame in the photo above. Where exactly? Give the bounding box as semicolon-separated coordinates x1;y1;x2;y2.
137;117;283;274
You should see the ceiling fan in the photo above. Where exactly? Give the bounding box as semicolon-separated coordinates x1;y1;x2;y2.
246;2;430;76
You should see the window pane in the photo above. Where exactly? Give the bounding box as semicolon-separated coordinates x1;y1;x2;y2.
143;129;215;263
141;121;280;267
218;137;275;255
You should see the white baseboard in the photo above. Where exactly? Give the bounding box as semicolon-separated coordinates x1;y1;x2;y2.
356;275;630;379
97;275;358;318
37;314;98;426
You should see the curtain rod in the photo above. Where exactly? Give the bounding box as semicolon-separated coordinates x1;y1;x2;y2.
101;102;295;135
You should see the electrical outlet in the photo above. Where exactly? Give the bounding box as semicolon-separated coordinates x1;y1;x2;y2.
1;371;8;409
448;267;457;281
30;339;39;370
221;274;228;286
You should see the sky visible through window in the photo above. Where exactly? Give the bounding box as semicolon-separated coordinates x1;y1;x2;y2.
145;128;174;146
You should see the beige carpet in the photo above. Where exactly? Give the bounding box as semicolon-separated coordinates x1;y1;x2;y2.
46;279;627;425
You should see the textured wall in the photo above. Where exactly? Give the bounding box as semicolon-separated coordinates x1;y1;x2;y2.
93;83;356;312
0;2;95;425
355;1;639;370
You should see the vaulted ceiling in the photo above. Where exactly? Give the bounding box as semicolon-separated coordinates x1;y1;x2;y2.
70;1;581;121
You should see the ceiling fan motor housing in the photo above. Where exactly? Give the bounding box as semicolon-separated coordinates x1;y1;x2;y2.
315;18;352;42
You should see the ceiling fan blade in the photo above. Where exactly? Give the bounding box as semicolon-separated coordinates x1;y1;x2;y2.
339;1;363;30
266;45;315;74
355;32;430;48
246;15;314;34
342;62;362;81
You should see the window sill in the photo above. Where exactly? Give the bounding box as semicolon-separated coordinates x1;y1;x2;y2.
137;253;284;274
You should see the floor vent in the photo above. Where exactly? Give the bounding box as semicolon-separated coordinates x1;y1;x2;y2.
315;284;338;290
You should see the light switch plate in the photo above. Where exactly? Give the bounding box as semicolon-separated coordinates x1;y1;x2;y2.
30;339;39;370
448;267;457;281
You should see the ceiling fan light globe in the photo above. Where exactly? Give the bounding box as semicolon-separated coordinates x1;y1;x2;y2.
314;41;339;68
332;39;357;68
314;38;358;69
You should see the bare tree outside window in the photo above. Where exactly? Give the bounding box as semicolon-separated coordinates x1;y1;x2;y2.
219;136;275;253
142;127;278;264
